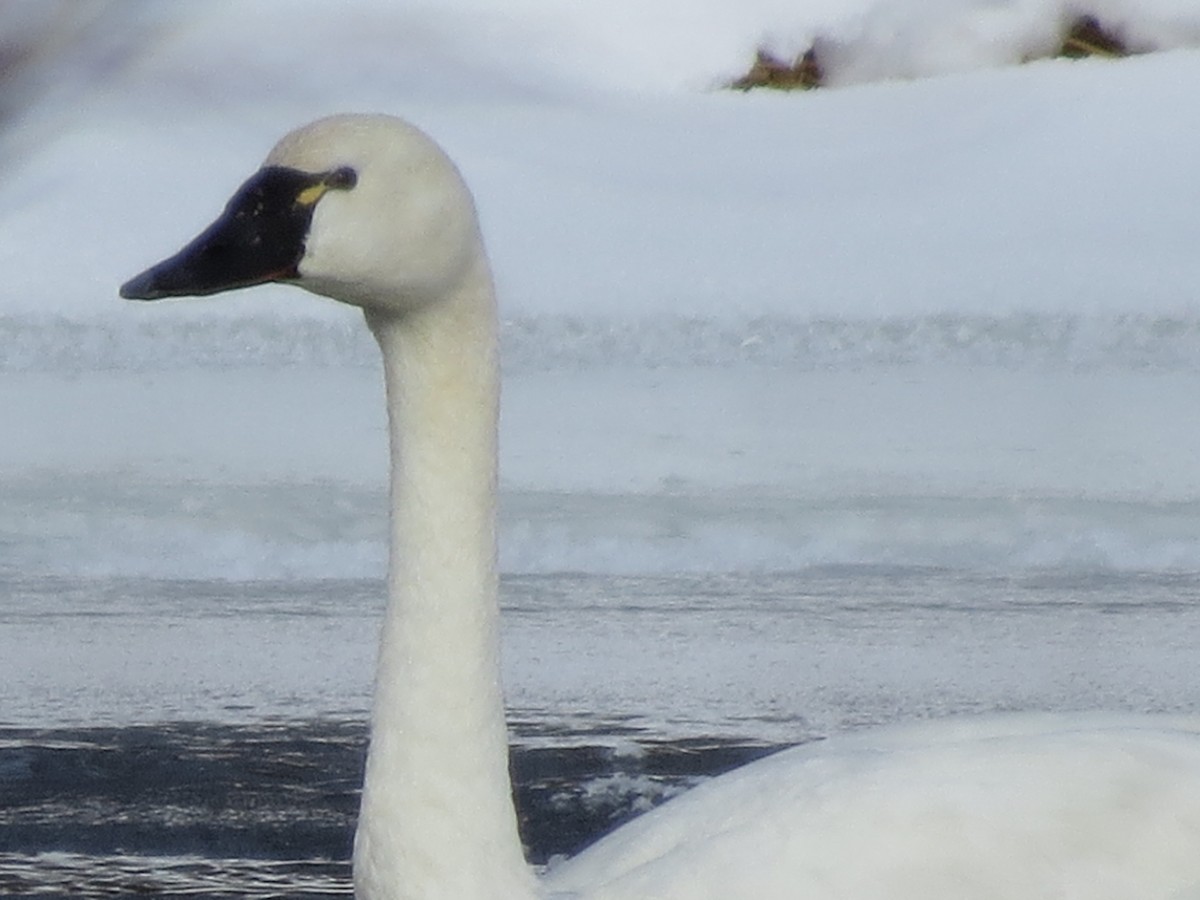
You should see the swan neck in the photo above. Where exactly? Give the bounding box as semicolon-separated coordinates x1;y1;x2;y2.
354;264;534;900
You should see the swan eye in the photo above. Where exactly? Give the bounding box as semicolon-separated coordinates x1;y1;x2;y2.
326;166;358;191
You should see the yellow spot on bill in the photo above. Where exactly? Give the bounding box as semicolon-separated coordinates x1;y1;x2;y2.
296;183;329;206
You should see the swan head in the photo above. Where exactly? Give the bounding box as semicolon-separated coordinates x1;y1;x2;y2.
120;114;485;315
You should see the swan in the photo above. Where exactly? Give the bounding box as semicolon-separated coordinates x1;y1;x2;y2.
120;113;1200;900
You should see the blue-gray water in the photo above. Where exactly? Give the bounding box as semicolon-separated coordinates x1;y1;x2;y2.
3;568;1200;896
0;717;777;898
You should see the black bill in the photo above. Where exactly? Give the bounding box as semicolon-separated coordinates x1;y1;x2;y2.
120;165;356;301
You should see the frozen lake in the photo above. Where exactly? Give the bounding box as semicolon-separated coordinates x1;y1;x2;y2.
3;357;1199;735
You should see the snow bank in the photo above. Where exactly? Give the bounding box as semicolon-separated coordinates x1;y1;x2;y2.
1;0;1199;325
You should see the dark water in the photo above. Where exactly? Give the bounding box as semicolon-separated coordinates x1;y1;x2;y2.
0;720;780;898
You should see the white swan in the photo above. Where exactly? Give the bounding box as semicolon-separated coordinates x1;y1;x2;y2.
121;113;1200;900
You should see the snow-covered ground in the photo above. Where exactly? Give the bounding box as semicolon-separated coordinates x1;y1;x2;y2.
1;0;1200;324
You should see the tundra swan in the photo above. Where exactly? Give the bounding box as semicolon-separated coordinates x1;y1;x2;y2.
121;113;1200;900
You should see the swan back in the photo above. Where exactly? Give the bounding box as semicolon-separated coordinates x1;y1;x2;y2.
545;715;1200;900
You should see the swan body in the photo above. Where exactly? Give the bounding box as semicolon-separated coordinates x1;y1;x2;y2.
543;714;1200;900
121;113;1200;900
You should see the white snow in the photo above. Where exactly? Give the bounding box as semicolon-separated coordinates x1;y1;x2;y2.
0;0;1199;323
